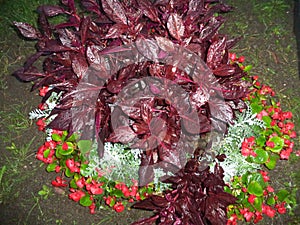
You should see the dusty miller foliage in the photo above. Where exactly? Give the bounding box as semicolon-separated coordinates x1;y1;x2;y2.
80;142;141;185
214;103;266;182
29;91;63;119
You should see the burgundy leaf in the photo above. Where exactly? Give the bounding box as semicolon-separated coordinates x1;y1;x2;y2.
80;16;91;44
209;98;233;124
81;0;101;15
13;22;40;40
105;23;128;39
213;64;236;76
38;5;66;17
138;0;160;23
71;54;89;79
107;126;136;143
167;13;185;40
206;36;227;70
13;67;44;82
101;0;127;24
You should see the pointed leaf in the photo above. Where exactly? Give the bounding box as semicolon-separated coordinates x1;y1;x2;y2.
13;22;40;40
101;0;127;24
167;13;185;40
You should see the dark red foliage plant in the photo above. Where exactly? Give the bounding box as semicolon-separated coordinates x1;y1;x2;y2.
132;157;236;225
13;0;251;223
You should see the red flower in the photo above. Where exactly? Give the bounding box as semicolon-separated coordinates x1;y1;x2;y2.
62;142;69;150
248;194;256;204
113;202;125;213
76;177;86;189
66;159;80;173
36;118;46;131
262;204;276;218
275;202;286;214
69;190;85;202
86;181;103;195
253;211;263;223
45;140;57;149
280;148;292;160
238;55;245;63
267;186;274;193
55;166;61;173
51;176;68;187
244;211;254;222
227;214;237;225
260;170;270;182
39;86;49;97
89;202;96;214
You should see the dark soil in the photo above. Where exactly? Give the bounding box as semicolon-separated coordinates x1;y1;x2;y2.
0;0;300;225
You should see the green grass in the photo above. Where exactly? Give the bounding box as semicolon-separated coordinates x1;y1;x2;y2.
0;138;36;204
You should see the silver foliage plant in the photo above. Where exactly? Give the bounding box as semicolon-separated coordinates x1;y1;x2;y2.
214;103;266;183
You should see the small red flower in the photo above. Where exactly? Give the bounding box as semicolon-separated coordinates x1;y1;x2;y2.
39;86;49;97
244;211;254;222
89;202;96;214
248;194;256;204
62;142;69;151
51;176;67;187
267;186;274;193
238;55;245;63
113;202;125;213
69;190;85;202
66;159;80;173
76;177;86;189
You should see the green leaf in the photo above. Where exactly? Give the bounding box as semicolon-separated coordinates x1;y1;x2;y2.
46;163;57;172
70;179;77;189
256;136;266;147
262;116;272;127
265;154;279;170
67;133;78;142
111;189;123;198
251;103;263;114
43;148;51;158
277;189;289;202
38;190;47;196
65;167;74;177
243;64;253;72
57;145;74;156
52;133;62;142
253;149;269;164
248;181;263;196
253;196;263;211
267;197;276;205
267;136;284;153
78;140;92;154
79;195;92;206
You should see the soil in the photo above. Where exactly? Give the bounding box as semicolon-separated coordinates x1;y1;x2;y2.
0;0;300;225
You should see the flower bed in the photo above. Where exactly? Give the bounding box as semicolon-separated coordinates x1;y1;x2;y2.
13;0;298;224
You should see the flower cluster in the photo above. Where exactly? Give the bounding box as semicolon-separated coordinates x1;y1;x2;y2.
35;130;153;214
226;171;288;225
225;56;298;224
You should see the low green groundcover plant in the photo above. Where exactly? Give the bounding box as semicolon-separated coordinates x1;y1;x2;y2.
13;0;298;224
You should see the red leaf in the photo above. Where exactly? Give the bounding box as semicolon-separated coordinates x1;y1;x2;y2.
71;54;88;79
167;13;185;40
206;36;227;70
213;64;236;76
81;0;101;15
107;126;136;143
105;23;128;39
39;5;66;17
13;22;40;40
138;0;160;23
101;0;127;24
